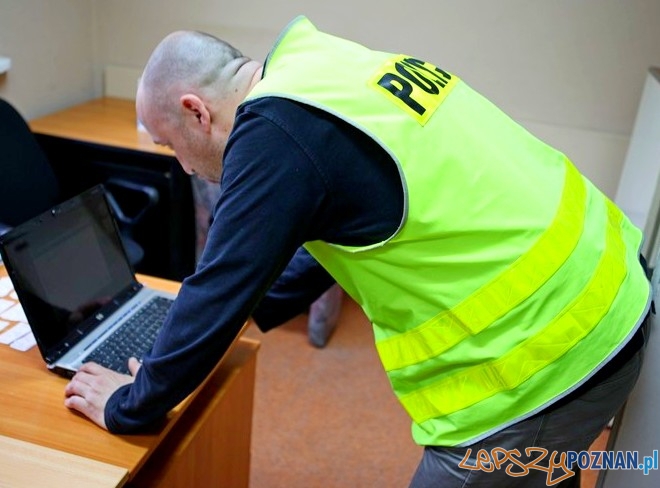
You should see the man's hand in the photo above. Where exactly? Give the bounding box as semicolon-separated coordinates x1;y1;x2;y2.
64;357;142;429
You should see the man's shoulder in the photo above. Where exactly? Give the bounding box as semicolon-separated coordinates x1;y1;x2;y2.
238;96;321;121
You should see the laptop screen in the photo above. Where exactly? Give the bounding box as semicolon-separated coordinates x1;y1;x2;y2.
0;185;137;359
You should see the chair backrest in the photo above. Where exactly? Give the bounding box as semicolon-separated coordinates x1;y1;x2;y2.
0;98;60;226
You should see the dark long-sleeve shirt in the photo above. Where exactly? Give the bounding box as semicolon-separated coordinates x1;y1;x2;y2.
104;97;404;432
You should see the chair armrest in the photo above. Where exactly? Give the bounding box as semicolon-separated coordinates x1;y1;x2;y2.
104;178;159;226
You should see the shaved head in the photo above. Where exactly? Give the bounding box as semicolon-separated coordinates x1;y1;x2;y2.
136;29;262;183
140;30;245;118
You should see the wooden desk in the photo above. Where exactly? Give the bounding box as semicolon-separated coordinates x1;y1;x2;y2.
29;98;196;282
29;98;171;156
0;266;259;487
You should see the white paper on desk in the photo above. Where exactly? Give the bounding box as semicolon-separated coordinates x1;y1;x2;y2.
0;277;13;297
9;291;17;300
0;319;9;332
0;322;31;345
0;303;27;323
0;298;13;315
10;331;36;351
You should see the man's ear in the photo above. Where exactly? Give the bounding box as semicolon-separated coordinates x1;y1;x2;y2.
180;94;212;132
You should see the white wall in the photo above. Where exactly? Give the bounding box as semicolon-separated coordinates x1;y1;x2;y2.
615;69;660;254
0;0;95;119
92;0;660;198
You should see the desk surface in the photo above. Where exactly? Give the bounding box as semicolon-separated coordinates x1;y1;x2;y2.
29;97;174;157
0;265;255;483
0;435;129;488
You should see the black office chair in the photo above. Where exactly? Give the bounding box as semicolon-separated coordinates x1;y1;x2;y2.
0;97;157;267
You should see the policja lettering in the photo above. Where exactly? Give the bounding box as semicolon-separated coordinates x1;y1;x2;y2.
370;55;459;125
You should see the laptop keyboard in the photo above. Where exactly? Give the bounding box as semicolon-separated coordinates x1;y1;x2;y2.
85;296;173;374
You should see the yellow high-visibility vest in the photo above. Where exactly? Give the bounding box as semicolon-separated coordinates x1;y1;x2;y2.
246;16;651;446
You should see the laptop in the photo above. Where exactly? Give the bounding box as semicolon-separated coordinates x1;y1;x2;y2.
0;184;176;378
